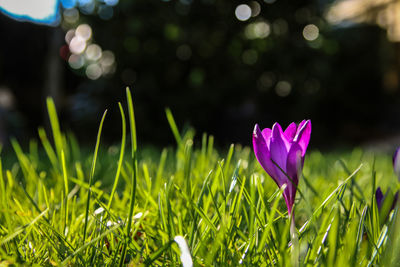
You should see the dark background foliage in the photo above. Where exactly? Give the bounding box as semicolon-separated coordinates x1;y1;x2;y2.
0;0;399;149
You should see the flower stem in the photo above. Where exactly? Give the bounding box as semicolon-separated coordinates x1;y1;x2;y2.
290;212;299;267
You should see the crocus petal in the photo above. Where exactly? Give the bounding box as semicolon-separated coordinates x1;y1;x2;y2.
293;120;311;156
297;120;307;132
269;123;292;191
376;187;384;210
394;147;400;180
253;124;285;187
261;128;272;149
286;143;302;186
253;125;278;181
283;122;297;142
285;142;303;211
253;124;269;157
270;123;289;172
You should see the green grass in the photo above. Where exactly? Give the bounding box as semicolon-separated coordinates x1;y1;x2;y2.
1;89;400;266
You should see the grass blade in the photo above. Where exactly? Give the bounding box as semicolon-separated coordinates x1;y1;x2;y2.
120;87;138;266
107;102;126;209
83;109;108;243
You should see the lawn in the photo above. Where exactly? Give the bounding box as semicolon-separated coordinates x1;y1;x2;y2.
0;89;399;266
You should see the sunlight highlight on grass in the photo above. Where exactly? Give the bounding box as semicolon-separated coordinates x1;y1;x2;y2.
0;93;399;266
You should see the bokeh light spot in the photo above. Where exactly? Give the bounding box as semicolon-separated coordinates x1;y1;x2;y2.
85;44;102;61
65;29;75;44
69;36;86;54
250;1;261;17
303;24;319;41
59;45;70;60
78;0;95;14
78;0;91;5
245;21;270;39
68;54;85;69
102;64;116;76
189;68;204;86
275;81;292;97
0;87;15;109
164;24;180;41
86;63;102;80
100;50;115;67
98;5;113;20
75;24;92;41
235;4;251;21
63;8;79;24
100;50;116;75
104;0;119;6
61;0;77;9
0;0;60;25
308;36;323;48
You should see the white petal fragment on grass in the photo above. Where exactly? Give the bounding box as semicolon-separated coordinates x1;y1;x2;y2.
174;236;193;267
133;212;143;219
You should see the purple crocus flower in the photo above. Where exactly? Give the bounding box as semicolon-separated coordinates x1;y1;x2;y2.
393;147;400;180
253;120;311;216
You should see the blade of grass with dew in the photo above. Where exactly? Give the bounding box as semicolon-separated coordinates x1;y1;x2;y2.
156;148;168;182
38;127;60;174
365;193;381;255
11;139;40;185
46;98;65;163
189;169;213;249
367;224;389;266
382;207;400;266
83;109;108;244
223;144;234;180
174;183;218;234
0;208;48;246
337;202;359;265
327;205;340;266
165;108;182;147
0;159;12;234
184;139;193;198
62;224;120;266
61;150;69;234
257;184;285;254
107;102;126;209
306;206;336;265
144;240;174;265
165;178;176;240
312;164;363;219
119;87;138;266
